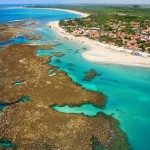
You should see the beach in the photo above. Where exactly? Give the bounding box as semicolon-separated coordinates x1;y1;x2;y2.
48;11;150;67
27;7;89;18
0;11;129;149
48;8;89;18
1;7;150;150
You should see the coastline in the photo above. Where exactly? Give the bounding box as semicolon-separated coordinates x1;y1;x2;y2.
1;7;150;150
27;7;89;18
48;8;89;18
0;44;129;150
47;10;150;68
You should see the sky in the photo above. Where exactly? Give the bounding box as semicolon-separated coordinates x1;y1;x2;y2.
0;0;150;5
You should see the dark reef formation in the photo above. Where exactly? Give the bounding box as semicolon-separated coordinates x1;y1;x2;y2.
84;69;99;81
24;35;41;40
0;25;130;150
51;52;65;57
0;19;36;43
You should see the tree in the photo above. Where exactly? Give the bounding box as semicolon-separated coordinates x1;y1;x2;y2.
148;48;150;54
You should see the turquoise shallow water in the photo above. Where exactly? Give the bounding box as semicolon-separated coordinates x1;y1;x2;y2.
0;6;150;150
0;96;30;111
0;140;17;150
0;36;30;46
50;44;150;150
36;25;150;150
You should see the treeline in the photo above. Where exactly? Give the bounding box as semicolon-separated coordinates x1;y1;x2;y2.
26;5;150;19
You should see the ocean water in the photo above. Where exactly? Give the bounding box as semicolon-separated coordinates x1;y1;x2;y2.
0;7;79;24
0;6;150;150
13;81;24;85
0;96;30;111
0;36;30;47
0;140;17;150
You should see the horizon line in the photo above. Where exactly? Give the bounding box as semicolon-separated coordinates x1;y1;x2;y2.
0;3;150;5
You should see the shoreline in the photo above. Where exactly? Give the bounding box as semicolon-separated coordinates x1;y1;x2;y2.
47;9;150;68
48;8;89;18
27;7;89;18
0;44;129;150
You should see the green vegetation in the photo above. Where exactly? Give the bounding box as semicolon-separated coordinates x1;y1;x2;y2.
27;4;150;19
148;48;150;54
57;5;150;52
28;5;150;52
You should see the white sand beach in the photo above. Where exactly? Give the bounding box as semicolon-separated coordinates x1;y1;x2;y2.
30;7;88;18
48;8;89;18
48;9;150;68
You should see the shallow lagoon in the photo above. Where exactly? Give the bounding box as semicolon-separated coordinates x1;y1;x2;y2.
0;7;150;150
0;140;17;150
0;96;30;111
52;43;150;150
38;29;150;150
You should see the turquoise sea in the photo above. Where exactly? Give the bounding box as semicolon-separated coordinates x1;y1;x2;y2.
0;6;150;150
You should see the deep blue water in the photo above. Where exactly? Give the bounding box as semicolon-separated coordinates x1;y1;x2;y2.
0;6;150;150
